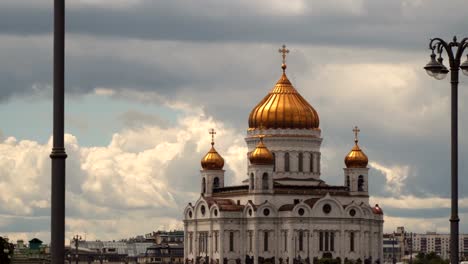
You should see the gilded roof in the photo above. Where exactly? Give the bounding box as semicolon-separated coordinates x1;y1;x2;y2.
249;137;274;165
201;144;224;170
344;142;368;168
248;66;319;130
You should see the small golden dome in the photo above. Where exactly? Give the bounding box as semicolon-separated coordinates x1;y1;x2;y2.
248;46;319;130
344;126;368;168
201;144;224;170
249;137;274;165
201;129;224;170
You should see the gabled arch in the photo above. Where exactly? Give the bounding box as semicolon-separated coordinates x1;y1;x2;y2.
184;204;195;220
293;203;311;217
210;204;220;218
344;201;364;218
311;193;345;217
256;201;278;217
193;197;211;219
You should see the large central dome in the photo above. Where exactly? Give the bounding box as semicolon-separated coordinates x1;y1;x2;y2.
248;65;319;130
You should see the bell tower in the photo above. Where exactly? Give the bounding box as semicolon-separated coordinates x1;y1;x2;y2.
344;126;369;195
200;129;225;197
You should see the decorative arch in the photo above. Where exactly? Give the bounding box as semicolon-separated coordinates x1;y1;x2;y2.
312;194;345;217
293;204;311;217
193;197;210;219
210;204;220;218
184;205;194;220
243;203;256;217
344;202;364;218
257;201;278;217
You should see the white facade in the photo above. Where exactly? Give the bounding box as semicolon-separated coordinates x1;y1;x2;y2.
184;55;384;264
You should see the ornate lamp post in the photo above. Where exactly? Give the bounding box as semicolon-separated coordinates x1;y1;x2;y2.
424;36;468;264
72;235;82;264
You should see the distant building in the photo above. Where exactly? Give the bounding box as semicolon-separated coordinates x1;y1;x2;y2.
77;240;154;256
382;234;401;264
153;231;184;245
138;244;184;264
387;226;468;261
28;238;43;251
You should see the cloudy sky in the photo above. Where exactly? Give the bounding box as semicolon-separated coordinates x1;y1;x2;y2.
1;0;468;243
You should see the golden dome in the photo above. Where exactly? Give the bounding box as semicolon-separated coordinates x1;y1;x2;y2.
249;137;274;165
248;46;319;130
201;144;224;170
201;129;224;170
344;126;368;168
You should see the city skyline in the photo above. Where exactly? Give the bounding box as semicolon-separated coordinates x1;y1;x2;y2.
1;0;468;243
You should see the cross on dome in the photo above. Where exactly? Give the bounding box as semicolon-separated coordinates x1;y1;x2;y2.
353;126;360;143
278;44;289;72
209;128;216;146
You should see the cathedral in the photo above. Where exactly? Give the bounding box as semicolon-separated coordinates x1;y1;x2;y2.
183;46;384;264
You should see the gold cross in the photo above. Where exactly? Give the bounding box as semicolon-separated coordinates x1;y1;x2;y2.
353;126;360;143
209;128;216;146
278;44;289;65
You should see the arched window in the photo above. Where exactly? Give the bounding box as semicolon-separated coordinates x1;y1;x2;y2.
346;175;350;189
262;173;269;190
272;152;276;172
299;231;304;251
310;152;314;173
213;177;220;189
284;152;290;172
350;232;355;252
202;178;206;193
250;173;255;190
358;175;364;192
298;152;303;172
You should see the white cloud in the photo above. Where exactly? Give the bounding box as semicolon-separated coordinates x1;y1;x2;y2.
370;161;409;196
0;100;246;242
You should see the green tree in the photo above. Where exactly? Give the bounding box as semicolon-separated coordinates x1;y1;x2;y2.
413;252;449;264
0;236;14;264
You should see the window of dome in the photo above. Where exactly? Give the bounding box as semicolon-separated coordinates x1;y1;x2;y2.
349;209;356;217
249;209;253;216
214;209;218;216
298;208;305;216
201;205;206;216
189;211;192;218
322;204;331;214
263;208;270;216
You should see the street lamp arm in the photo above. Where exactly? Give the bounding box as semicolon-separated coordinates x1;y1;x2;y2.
454;38;468;60
429;38;455;62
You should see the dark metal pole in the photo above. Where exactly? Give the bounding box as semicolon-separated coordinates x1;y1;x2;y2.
450;62;459;264
50;1;67;264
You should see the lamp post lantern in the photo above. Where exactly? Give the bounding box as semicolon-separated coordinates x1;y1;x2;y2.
424;36;468;264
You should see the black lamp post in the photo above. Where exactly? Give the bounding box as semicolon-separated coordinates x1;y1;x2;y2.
424;36;468;264
50;1;67;264
72;235;81;264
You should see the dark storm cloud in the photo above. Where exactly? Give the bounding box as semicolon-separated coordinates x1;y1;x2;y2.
0;0;467;49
